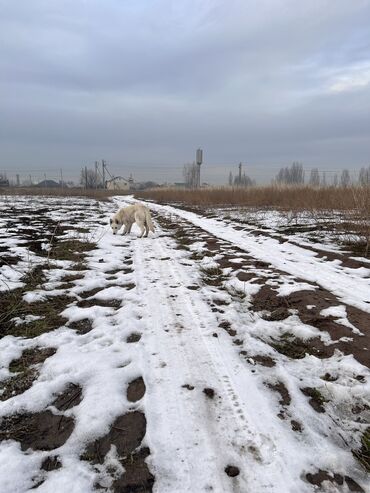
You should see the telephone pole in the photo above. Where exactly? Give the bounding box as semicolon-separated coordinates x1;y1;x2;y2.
102;160;106;189
238;162;242;185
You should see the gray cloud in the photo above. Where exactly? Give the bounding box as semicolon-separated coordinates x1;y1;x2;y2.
1;0;370;184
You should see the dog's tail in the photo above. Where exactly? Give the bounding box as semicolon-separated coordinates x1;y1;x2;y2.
145;208;155;233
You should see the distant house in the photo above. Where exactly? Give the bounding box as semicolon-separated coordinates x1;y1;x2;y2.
35;179;61;188
106;176;131;191
0;177;9;187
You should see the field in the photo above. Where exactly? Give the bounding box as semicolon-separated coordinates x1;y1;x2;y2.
0;193;369;493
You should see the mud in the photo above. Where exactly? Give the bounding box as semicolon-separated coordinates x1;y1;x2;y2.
82;411;153;493
127;332;142;343
0;411;74;451
77;298;122;309
53;383;83;411
267;381;291;406
301;387;327;413
127;377;146;402
0;347;56;401
68;318;93;334
306;469;364;492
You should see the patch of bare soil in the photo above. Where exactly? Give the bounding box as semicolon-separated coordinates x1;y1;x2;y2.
49;239;96;262
305;469;364;492
218;320;237;337
203;388;215;399
68;318;93;334
2;294;71;338
0;253;22;267
0;411;74;451
251;285;370;367
77;298;122;309
81;412;154;492
270;334;333;360
0;347;56;401
126;332;142;343
267;381;291;406
225;465;240;477
301;387;327;413
78;287;104;299
127;377;146;402
287;290;370;367
41;455;62;471
240;351;276;367
52;383;83;411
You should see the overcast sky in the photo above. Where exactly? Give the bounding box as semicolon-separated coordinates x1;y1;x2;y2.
1;0;370;184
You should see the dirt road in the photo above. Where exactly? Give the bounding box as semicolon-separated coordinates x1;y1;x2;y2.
0;196;369;492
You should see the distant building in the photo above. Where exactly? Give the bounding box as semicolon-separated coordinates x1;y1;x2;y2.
106;176;131;191
35;179;61;188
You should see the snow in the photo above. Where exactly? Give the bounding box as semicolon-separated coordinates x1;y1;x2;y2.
140;200;370;313
0;195;369;493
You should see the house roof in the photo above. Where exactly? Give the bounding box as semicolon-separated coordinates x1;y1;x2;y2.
106;176;129;183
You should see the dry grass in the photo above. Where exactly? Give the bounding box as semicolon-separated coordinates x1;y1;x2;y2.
137;185;370;257
136;185;370;211
0;187;131;200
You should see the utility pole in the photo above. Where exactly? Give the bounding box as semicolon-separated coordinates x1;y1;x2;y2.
60;169;63;189
85;166;88;189
29;175;32;186
102;160;106;189
238;162;242;185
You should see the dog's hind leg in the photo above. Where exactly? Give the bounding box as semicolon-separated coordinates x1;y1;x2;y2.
136;219;146;237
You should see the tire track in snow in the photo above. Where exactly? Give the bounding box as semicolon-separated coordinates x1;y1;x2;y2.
131;225;307;493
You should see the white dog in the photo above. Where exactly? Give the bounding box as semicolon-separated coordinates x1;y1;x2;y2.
110;203;155;237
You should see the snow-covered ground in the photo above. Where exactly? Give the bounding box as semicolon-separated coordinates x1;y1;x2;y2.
0;195;369;493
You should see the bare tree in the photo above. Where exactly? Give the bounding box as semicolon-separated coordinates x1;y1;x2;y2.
309;168;320;187
80;168;100;189
275;162;305;185
228;171;233;186
183;163;197;188
234;173;255;187
340;169;351;188
359;166;370;186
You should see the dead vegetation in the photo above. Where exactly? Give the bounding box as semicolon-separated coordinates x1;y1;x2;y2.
0;187;131;200
0;347;56;401
136;185;370;257
136;184;369;209
353;428;370;472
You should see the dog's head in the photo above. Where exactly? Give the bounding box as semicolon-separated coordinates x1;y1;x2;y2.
110;217;122;235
